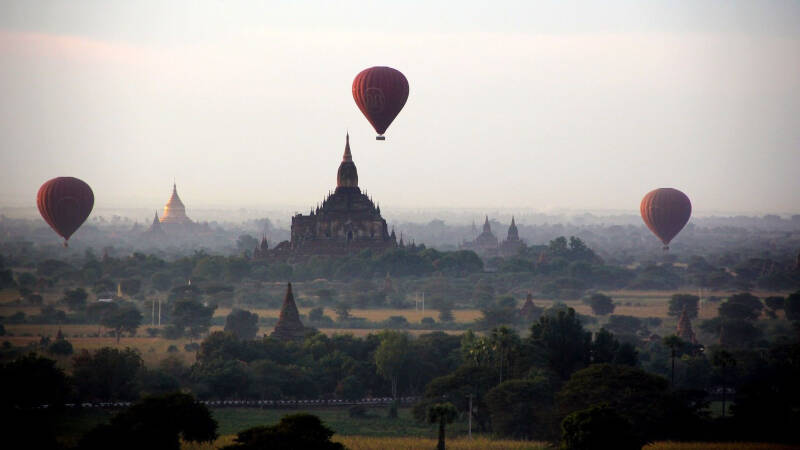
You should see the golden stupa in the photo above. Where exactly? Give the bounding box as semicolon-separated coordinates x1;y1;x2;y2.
160;183;192;225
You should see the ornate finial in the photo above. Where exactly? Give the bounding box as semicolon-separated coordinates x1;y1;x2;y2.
343;133;353;162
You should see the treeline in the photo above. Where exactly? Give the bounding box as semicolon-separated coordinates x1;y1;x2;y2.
3;299;799;447
5;236;798;309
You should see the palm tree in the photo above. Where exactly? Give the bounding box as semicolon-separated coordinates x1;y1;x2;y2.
662;335;684;387
428;402;458;450
712;350;736;418
490;326;519;383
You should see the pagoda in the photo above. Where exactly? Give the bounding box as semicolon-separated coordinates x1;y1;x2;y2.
146;212;165;235
160;183;193;225
271;283;306;342
519;292;542;321
676;305;697;344
499;216;525;257
284;134;396;255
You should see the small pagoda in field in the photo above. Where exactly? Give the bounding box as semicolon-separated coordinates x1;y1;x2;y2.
520;292;542;321
271;283;306;342
676;305;697;345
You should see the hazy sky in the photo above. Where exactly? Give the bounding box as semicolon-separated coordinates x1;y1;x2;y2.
1;1;799;216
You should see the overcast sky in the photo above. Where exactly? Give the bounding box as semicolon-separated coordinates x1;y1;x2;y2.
1;1;799;216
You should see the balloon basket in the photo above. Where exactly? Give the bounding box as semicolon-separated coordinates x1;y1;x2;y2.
376;135;385;141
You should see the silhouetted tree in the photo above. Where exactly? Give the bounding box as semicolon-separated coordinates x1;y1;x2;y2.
224;308;259;340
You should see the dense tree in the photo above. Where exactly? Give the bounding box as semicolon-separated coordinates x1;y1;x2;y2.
222;413;343;450
583;293;615;316
560;405;642;450
591;328;637;366
557;364;674;443
119;278;142;297
79;393;217;450
171;299;216;339
72;347;143;401
718;293;763;321
486;378;553;439
101;302;143;343
224;309;260;340
334;302;351;322
528;308;591;381
61;287;89;311
375;331;409;402
0;354;70;409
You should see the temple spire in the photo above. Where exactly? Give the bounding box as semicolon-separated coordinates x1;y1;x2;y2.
343;132;352;162
271;283;306;341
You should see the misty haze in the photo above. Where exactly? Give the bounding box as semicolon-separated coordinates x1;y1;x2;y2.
1;2;799;450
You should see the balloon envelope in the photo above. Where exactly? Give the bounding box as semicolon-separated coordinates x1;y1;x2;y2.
352;66;409;138
37;177;94;244
640;188;691;248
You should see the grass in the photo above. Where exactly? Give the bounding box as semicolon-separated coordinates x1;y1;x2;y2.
182;437;799;450
333;436;549;450
210;406;455;437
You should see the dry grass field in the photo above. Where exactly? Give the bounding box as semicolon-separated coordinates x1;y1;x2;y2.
213;307;484;323
181;435;549;450
181;437;797;450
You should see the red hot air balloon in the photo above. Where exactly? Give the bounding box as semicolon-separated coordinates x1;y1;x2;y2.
352;66;409;140
640;188;692;251
37;177;94;247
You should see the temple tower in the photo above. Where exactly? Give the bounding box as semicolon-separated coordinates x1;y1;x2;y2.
160;183;192;225
676;305;697;344
271;283;306;341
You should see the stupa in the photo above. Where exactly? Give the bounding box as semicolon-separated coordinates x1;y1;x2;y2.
271;283;306;342
160;183;193;226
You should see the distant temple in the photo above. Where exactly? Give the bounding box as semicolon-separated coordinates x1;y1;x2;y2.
160;183;193;226
271;283;306;341
676;305;697;345
461;216;525;258
519;292;542;321
499;217;525;257
144;183;208;237
264;134;397;257
145;212;165;236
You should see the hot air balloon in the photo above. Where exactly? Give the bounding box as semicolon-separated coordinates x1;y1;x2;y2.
36;177;94;247
640;188;692;251
352;66;409;140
